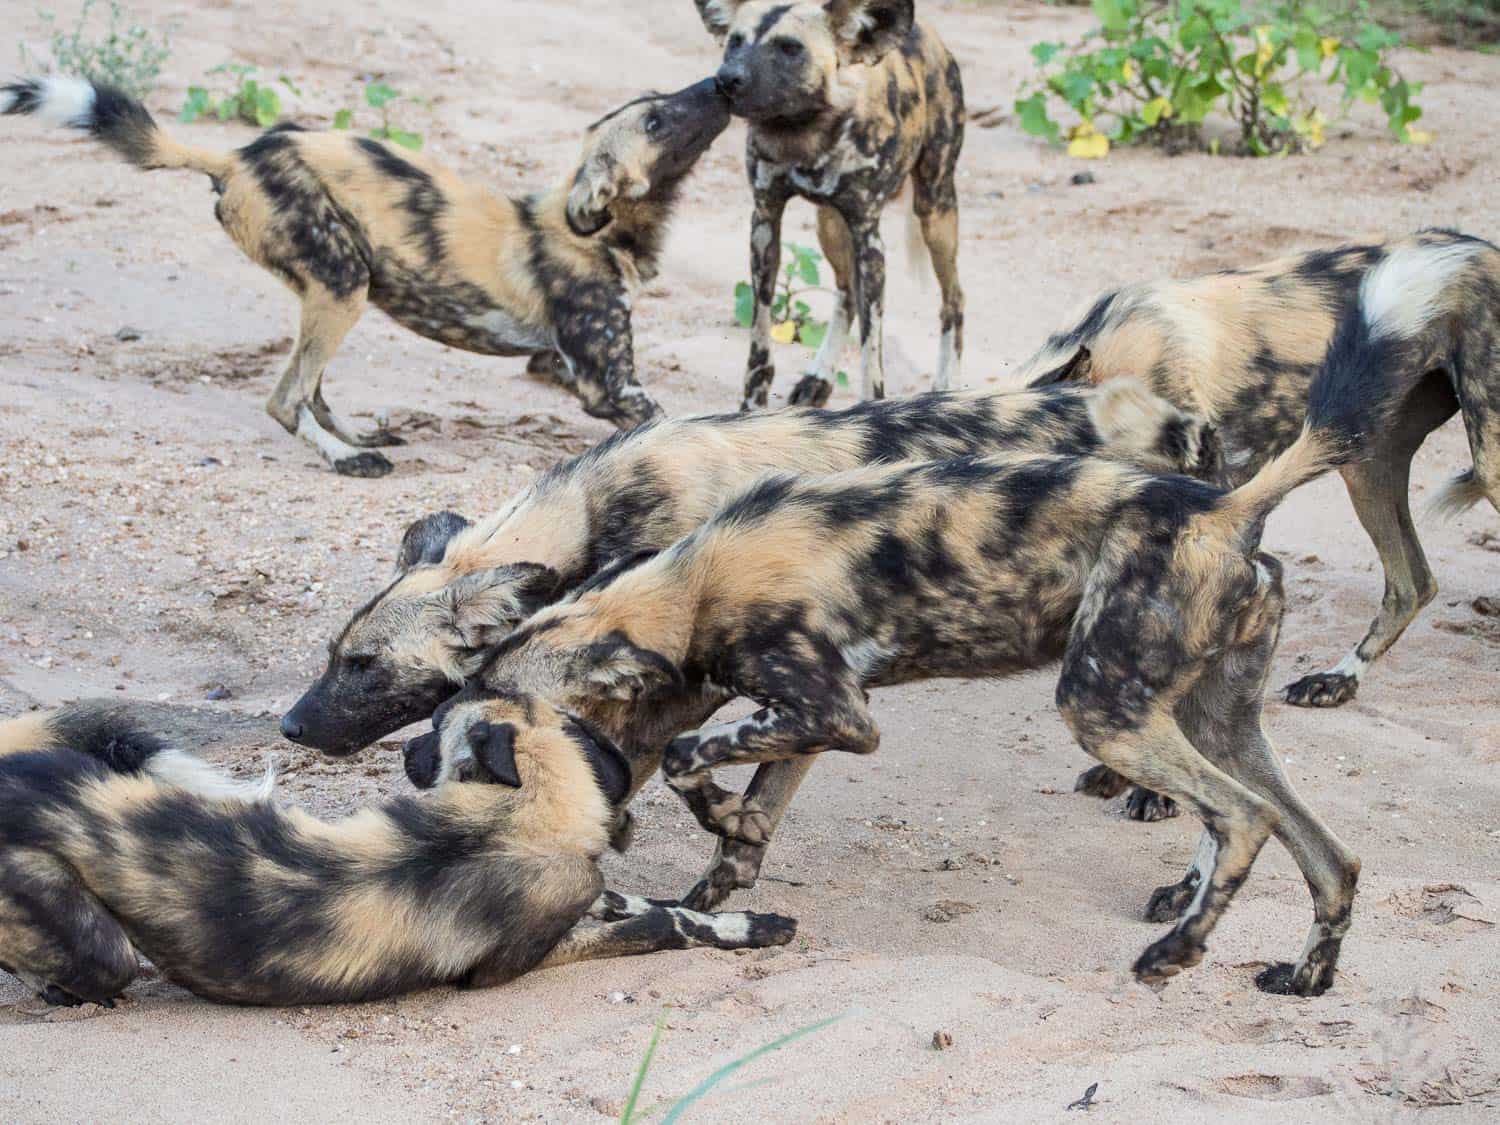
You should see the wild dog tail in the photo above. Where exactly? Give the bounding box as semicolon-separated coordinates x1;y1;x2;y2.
1216;239;1483;544
1426;469;1488;520
899;180;930;293
0;701;274;801
2;76;233;179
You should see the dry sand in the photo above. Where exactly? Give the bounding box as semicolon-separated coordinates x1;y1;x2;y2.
1;0;1498;1120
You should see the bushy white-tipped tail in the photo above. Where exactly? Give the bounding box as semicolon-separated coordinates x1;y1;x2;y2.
1361;241;1482;342
1;75;96;126
899;180;930;294
146;748;278;803
1425;470;1488;521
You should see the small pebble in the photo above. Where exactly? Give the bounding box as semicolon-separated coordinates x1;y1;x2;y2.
932;1030;954;1050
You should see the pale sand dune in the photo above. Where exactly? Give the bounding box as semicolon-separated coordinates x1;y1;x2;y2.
1;1;1498;1120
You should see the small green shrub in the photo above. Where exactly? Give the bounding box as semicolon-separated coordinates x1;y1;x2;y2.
734;241;850;384
1016;0;1426;157
333;81;423;150
21;0;171;98
180;64;299;127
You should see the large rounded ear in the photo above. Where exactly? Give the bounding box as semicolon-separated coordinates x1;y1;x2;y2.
825;0;915;65
566;160;618;237
396;511;471;572
571;639;684;702
470;721;522;787
694;0;747;41
443;564;562;651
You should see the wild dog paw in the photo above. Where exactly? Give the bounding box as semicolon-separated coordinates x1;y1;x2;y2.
333;451;394;478
788;374;833;407
1133;932;1205;989
1253;960;1335;997
1125;787;1179;822
706;791;772;846
1075;763;1131;799
740;911;797;947
1145;873;1201;923
681;844;766;909
1282;671;1358;708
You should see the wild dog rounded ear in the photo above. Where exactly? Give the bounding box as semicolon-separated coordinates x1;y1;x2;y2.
693;0;747;41
442;564;561;651
566;162;618;237
825;0;915;65
572;639;684;702
396;511;471;572
471;721;523;787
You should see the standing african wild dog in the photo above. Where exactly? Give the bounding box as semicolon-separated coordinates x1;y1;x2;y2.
0;701;793;1008
445;253;1460;996
1020;230;1500;713
280;380;1217;756
2;76;730;475
694;1;965;409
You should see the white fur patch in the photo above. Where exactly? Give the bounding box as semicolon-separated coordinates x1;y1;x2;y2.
29;75;97;128
146;748;276;802
705;910;751;943
1330;651;1369;681
1361;241;1480;341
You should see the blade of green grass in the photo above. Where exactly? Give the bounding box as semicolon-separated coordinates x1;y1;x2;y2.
620;1008;671;1125
659;1011;849;1124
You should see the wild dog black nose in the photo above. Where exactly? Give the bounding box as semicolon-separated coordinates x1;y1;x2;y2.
717;68;747;98
403;732;443;789
280;714;305;742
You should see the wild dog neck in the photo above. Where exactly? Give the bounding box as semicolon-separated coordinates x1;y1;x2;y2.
535;179;681;284
748;108;853;177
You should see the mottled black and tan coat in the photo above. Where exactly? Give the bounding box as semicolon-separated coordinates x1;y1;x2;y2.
449;253;1461;996
282;380;1217;755
1021;230;1500;711
2;76;731;475
694;0;966;408
0;701;792;1008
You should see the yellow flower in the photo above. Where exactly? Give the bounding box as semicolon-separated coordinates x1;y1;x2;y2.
1406;128;1433;145
1293;107;1326;149
1122;59;1137;83
1320;36;1340;60
1067;121;1110;159
770;321;797;344
1142;96;1174;125
1254;25;1275;77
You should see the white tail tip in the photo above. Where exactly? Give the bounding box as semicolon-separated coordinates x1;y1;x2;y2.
146;747;278;803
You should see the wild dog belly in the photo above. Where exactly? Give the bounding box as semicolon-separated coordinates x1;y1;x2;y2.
369;255;552;357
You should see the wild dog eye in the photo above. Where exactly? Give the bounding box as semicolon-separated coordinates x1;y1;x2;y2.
644;113;663;136
344;653;376;671
776;38;803;58
727;31;745;49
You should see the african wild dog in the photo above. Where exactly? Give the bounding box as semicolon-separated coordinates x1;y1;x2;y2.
693;1;965;409
1022;230;1500;714
443;253;1460;997
2;76;730;475
280;380;1217;756
0;701;792;1008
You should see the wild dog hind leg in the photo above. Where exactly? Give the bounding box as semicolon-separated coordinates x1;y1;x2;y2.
681;758;816;910
537;891;795;968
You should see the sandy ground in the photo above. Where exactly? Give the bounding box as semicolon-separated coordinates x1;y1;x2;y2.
2;0;1499;1120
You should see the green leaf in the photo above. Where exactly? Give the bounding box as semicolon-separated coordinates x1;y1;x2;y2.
734;282;755;328
835;370;850;388
1014;92;1059;141
796;253;820;286
1093;0;1130;33
333;108;354;130
659;1013;848;1125
216;96;238;122
1031;41;1062;66
798;320;827;349
388;128;422;150
1060;71;1096;107
179;87;210;123
365;81;399;109
619;1009;669;1125
254;88;281;127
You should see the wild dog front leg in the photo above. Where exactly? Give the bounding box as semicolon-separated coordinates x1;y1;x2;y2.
664;692;877;845
682;758;817;911
739;188;790;411
537;891;796;968
789;206;855;408
844;213;887;402
555;286;663;431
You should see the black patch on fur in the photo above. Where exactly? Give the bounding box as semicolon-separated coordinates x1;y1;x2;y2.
354;138;448;264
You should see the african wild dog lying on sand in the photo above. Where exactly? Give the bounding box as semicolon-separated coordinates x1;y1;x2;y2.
694;0;965;408
2;76;730;475
0;702;791;1008
281;380;1217;756
1021;230;1500;712
441;255;1458;996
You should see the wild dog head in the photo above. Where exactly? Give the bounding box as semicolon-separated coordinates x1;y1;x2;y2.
566;77;731;237
695;0;915;124
280;512;561;756
404;689;633;812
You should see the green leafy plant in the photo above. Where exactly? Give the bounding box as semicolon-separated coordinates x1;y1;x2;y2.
620;1008;847;1124
1015;0;1426;157
333;81;423;150
180;64;299;127
20;0;171;98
